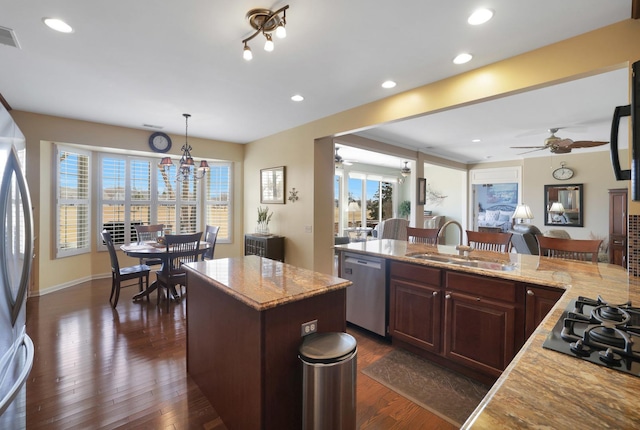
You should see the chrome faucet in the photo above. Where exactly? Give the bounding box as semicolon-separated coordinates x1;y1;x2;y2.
437;220;470;255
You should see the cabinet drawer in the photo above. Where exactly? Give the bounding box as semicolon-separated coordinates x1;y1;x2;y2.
390;261;442;287
445;271;516;303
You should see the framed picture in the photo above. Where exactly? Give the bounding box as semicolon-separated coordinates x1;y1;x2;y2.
417;178;426;205
260;166;286;204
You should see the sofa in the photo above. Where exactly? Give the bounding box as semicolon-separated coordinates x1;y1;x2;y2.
510;224;543;254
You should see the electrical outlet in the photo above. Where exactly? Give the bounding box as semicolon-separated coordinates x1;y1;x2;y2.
304;225;313;234
301;319;317;336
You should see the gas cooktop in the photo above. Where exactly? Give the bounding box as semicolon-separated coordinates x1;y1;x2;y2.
543;296;640;377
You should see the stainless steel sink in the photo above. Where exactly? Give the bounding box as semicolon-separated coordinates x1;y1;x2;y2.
405;253;516;271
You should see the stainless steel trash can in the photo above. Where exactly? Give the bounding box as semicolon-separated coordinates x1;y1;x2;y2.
299;332;357;430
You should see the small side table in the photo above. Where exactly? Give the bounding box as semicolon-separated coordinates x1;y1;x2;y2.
244;234;285;262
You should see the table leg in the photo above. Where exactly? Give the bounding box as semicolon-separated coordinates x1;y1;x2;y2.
132;280;158;301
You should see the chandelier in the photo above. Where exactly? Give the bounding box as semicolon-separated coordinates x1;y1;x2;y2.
401;161;411;177
159;114;209;182
242;5;289;61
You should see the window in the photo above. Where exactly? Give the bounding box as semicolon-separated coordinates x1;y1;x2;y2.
335;170;396;237
205;164;232;241
98;153;232;248
55;145;91;257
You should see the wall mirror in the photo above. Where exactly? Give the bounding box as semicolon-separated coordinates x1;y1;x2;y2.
544;183;583;227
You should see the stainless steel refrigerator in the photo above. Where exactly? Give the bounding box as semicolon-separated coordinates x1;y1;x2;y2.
0;106;35;428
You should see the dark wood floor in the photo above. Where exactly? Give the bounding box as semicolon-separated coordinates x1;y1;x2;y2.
25;277;455;429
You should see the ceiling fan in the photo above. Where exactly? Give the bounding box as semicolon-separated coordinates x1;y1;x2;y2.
510;128;608;154
334;147;353;167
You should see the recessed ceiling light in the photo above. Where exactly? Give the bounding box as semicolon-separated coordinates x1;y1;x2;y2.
472;139;481;143
484;155;493;160
291;94;304;102
43;18;73;33
453;53;473;65
468;8;494;25
381;80;396;89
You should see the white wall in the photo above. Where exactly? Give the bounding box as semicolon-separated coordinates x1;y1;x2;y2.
424;163;467;245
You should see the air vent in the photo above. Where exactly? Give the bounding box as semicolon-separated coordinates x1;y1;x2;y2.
0;26;20;49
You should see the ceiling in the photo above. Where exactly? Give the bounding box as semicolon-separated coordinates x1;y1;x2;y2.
0;1;634;165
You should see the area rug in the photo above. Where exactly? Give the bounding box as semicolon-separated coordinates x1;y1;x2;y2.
361;349;490;427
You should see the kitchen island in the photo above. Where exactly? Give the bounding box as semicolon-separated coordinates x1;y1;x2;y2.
183;255;351;430
336;239;640;428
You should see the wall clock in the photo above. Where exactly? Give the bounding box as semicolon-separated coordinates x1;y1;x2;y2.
148;132;172;153
552;162;574;180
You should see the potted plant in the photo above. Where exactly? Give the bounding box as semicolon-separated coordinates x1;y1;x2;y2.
257;206;273;234
399;200;411;219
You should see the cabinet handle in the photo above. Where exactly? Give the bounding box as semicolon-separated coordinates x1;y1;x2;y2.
613;240;624;245
527;289;534;296
445;293;451;300
432;291;438;297
476;297;481;301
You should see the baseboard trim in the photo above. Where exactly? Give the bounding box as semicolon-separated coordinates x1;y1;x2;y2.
30;273;111;297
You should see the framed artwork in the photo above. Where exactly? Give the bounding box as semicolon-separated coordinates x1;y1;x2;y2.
260;166;286;204
417;178;426;205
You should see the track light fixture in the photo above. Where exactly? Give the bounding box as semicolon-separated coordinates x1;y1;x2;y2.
242;5;289;61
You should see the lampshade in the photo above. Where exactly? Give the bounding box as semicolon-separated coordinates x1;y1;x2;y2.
512;204;534;221
550;202;565;213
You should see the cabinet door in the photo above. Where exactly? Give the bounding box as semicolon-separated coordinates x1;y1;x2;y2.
389;279;441;353
443;291;516;378
525;286;563;338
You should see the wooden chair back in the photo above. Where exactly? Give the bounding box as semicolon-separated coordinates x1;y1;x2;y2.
466;230;513;252
406;226;439;245
202;225;220;260
134;224;165;266
536;235;602;263
135;224;164;242
164;232;202;272
156;232;202;310
101;230;149;308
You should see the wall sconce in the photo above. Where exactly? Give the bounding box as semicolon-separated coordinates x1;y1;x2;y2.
288;188;299;203
242;5;289;61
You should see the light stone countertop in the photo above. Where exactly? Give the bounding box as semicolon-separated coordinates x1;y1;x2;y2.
184;255;351;311
336;239;640;428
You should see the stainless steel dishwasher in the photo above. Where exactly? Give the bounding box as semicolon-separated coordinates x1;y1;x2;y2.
341;252;387;337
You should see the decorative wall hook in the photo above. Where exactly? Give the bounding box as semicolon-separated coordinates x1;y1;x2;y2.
288;188;299;203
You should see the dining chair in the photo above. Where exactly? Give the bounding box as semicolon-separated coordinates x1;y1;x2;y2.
156;232;202;310
202;225;220;260
406;226;439;245
134;224;165;266
536;235;602;263
101;230;150;308
466;230;513;253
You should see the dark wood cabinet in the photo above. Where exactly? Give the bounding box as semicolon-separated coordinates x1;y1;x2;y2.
389;262;442;353
244;234;284;262
524;285;564;338
609;188;627;268
443;271;523;379
389;262;525;381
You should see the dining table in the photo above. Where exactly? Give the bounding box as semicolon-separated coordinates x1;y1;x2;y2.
120;240;211;301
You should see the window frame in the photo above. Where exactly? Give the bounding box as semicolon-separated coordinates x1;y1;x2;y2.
55;144;92;258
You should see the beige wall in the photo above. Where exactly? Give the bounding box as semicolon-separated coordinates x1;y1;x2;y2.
245;19;640;274
469;149;629;241
13;19;640;292
12;111;244;295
